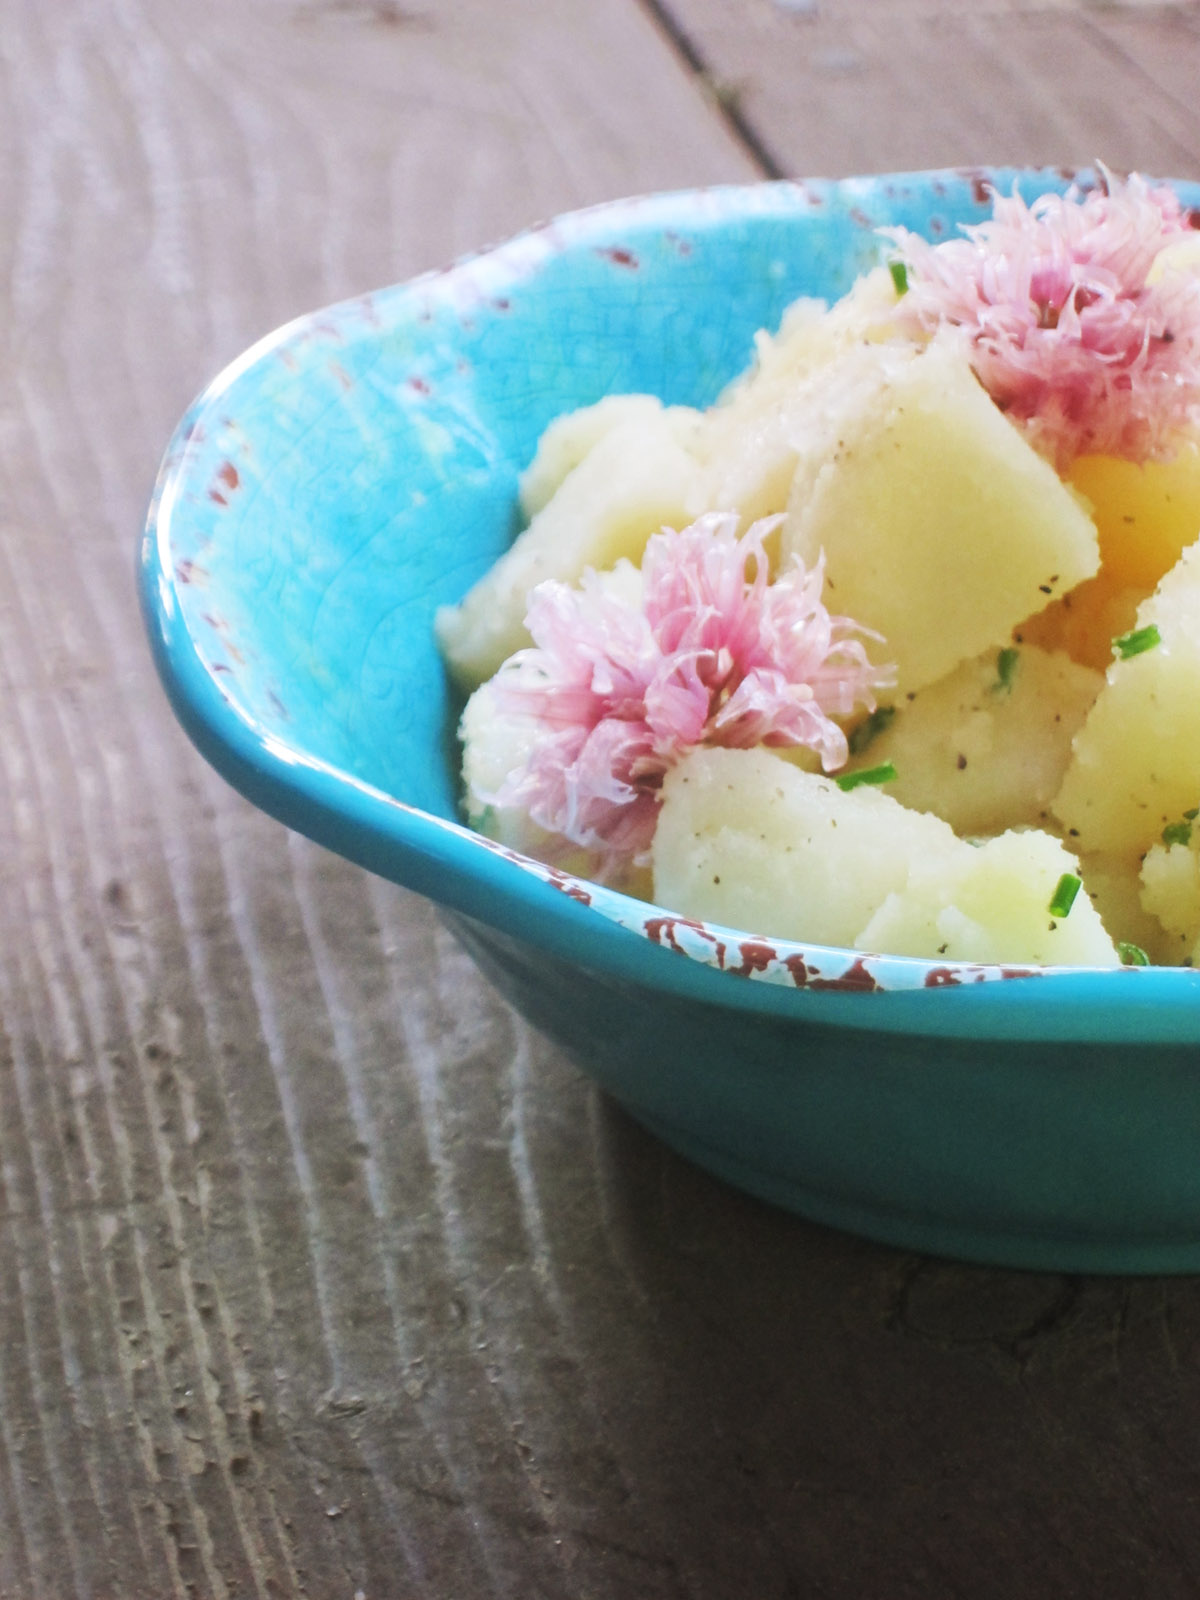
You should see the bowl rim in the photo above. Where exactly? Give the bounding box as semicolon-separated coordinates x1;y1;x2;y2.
139;166;1200;1041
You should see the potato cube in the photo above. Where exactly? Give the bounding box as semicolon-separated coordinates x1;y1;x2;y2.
782;336;1100;694
856;644;1102;837
1076;852;1179;966
1068;446;1200;591
652;747;1116;965
1052;540;1200;854
652;747;956;948
518;394;689;519
859;829;1119;968
692;267;903;529
1140;836;1200;966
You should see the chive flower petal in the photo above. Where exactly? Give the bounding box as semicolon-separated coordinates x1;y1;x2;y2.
481;513;895;874
884;171;1200;469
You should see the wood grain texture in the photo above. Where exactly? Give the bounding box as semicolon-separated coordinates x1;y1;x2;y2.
654;0;1200;180
6;0;1200;1596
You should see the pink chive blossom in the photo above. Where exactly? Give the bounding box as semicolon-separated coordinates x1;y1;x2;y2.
885;171;1200;469
480;513;893;876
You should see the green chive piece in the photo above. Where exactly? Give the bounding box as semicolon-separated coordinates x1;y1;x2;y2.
1113;623;1161;660
847;705;896;757
1048;872;1082;919
1185;808;1199;821
1117;942;1150;967
888;259;909;296
1163;820;1193;848
993;646;1020;693
837;761;897;792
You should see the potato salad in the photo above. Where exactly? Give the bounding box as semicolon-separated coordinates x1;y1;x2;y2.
436;173;1200;967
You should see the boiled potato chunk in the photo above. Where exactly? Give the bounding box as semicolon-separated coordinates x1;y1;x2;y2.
1053;540;1200;855
652;747;1117;964
1014;449;1200;670
1077;852;1178;966
859;829;1119;967
518;394;691;519
692;268;905;531
782;335;1100;694
1068;446;1200;591
436;403;701;691
1139;837;1200;966
856;644;1103;837
652;747;957;947
1015;569;1149;673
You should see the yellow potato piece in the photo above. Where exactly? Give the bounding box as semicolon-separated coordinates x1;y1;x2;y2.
859;643;1102;838
691;267;905;531
1016;568;1148;673
859;829;1118;968
1068;447;1200;590
652;747;1116;965
782;336;1100;695
1053;540;1200;855
518;394;675;519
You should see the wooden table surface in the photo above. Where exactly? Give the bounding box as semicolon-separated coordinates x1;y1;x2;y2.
6;2;1200;1595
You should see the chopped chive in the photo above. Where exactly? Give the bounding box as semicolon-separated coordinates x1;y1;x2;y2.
1186;807;1199;821
888;259;909;296
837;761;897;792
1117;942;1150;967
992;646;1020;693
847;705;896;757
1047;872;1082;919
1163;820;1193;848
1113;623;1161;660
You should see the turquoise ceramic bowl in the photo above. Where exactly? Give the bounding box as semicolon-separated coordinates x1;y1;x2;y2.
141;169;1200;1273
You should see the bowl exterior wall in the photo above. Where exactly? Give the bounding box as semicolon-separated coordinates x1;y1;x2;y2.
449;913;1200;1273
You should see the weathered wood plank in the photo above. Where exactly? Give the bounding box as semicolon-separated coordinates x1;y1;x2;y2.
0;2;756;1596
654;0;1200;178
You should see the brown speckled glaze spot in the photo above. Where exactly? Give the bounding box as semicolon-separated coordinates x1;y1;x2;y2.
968;172;991;207
809;957;880;993
924;966;963;988
730;940;778;979
595;246;639;269
644;914;717;954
